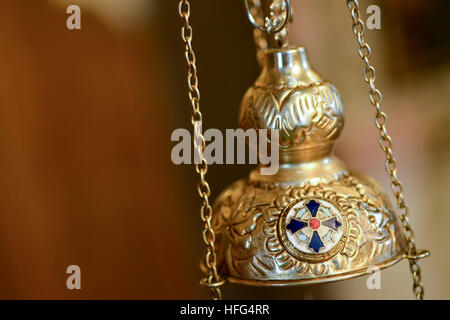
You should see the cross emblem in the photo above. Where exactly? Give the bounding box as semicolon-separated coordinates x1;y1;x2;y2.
286;199;342;253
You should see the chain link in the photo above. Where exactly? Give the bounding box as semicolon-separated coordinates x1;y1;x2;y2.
178;0;224;300
346;0;428;300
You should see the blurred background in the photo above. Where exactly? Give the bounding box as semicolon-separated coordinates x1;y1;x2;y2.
0;0;448;299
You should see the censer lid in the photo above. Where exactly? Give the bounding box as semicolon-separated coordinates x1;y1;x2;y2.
211;46;407;288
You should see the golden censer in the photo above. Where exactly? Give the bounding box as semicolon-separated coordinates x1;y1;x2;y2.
178;0;429;300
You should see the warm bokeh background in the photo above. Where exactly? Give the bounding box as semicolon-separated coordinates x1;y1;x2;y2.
0;0;448;299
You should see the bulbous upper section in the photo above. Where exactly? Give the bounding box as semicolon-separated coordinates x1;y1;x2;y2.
239;47;344;163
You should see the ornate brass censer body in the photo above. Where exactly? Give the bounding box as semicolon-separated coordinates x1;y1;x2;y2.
178;0;429;300
213;45;406;286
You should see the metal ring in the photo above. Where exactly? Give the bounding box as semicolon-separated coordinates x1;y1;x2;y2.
244;0;291;34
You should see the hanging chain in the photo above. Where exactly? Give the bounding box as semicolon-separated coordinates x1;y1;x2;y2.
178;0;225;300
346;0;429;300
246;0;291;65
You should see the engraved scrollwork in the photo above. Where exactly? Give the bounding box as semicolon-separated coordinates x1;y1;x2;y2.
240;82;344;149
